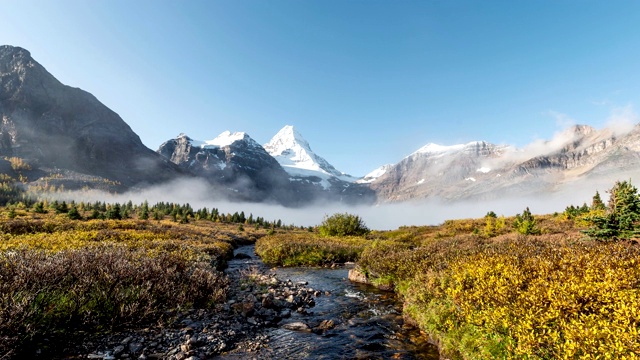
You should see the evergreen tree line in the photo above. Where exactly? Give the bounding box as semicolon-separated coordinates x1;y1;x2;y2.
14;198;295;228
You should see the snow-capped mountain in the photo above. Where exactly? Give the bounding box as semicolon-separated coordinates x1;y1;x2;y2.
369;125;640;203
157;131;293;203
370;141;510;202
356;164;394;184
158;130;376;205
190;131;263;148
15;44;640;207
264;125;357;186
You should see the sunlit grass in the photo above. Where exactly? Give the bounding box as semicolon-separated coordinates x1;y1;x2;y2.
256;232;368;266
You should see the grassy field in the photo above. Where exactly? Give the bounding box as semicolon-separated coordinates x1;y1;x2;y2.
0;205;268;357
255;211;640;359
4;193;640;359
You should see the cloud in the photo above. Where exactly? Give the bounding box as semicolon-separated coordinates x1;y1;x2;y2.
57;173;622;231
480;126;583;170
481;105;639;171
548;110;576;129
604;104;637;136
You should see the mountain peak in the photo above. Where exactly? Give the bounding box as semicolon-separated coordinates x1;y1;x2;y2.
209;130;249;147
564;124;596;138
412;141;492;157
0;45;182;188
264;125;311;155
0;45;31;59
264;125;355;182
178;131;259;149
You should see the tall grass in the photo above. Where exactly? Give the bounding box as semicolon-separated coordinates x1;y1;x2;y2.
256;232;368;266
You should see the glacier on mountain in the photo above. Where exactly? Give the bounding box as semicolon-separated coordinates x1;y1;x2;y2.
264;125;357;184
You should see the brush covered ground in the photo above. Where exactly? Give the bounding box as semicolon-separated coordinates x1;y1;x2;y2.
0;203;271;358
2;181;640;359
256;207;640;359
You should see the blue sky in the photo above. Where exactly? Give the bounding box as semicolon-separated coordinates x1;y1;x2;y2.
2;1;640;176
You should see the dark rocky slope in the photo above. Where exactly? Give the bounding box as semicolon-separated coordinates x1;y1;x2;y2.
0;45;183;189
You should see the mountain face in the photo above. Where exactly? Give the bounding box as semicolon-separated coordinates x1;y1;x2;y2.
157;131;376;205
370;125;640;202
0;45;182;189
264;125;357;183
157;132;297;203
370;141;509;201
262;125;375;204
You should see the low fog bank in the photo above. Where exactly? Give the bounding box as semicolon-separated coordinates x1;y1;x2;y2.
62;176;617;231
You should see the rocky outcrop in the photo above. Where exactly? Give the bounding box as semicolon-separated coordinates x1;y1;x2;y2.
0;45;183;188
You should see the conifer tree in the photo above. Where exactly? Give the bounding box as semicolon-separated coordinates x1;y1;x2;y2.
68;206;82;220
105;203;122;220
514;207;540;235
591;191;606;210
585;180;640;240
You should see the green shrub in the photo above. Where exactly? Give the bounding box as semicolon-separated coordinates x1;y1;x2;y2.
514;207;540;235
318;212;369;237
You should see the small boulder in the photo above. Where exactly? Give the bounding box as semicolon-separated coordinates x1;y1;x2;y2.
281;321;311;332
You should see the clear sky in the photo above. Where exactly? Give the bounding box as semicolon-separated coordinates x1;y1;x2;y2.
2;1;640;177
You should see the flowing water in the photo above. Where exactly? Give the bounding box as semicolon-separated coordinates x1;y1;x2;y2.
221;245;439;359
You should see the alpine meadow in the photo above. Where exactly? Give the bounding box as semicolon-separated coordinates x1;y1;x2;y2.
3;1;640;359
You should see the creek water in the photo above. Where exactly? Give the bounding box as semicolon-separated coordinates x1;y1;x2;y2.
221;245;439;359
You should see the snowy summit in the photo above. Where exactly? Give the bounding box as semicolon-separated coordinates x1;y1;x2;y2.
411;141;489;157
264;125;356;182
356;164;393;184
184;131;260;149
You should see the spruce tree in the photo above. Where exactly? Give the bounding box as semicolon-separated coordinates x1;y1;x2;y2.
591;191;606;210
585;180;640;240
105;203;122;220
514;207;540;235
68;206;82;220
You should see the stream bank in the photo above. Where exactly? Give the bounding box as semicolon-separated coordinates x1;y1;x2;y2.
62;245;438;359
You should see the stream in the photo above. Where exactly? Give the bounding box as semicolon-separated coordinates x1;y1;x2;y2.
221;245;439;359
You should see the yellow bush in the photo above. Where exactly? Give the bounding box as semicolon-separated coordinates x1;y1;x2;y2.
402;240;640;359
6;157;31;171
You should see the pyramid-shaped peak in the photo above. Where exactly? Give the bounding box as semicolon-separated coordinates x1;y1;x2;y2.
264;125;312;155
264;125;355;181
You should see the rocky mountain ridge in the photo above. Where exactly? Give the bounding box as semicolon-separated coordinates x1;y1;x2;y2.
3;44;640;206
0;45;183;190
157;131;375;205
370;124;640;202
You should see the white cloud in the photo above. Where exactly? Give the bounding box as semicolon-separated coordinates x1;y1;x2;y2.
604;104;637;136
548;110;576;129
